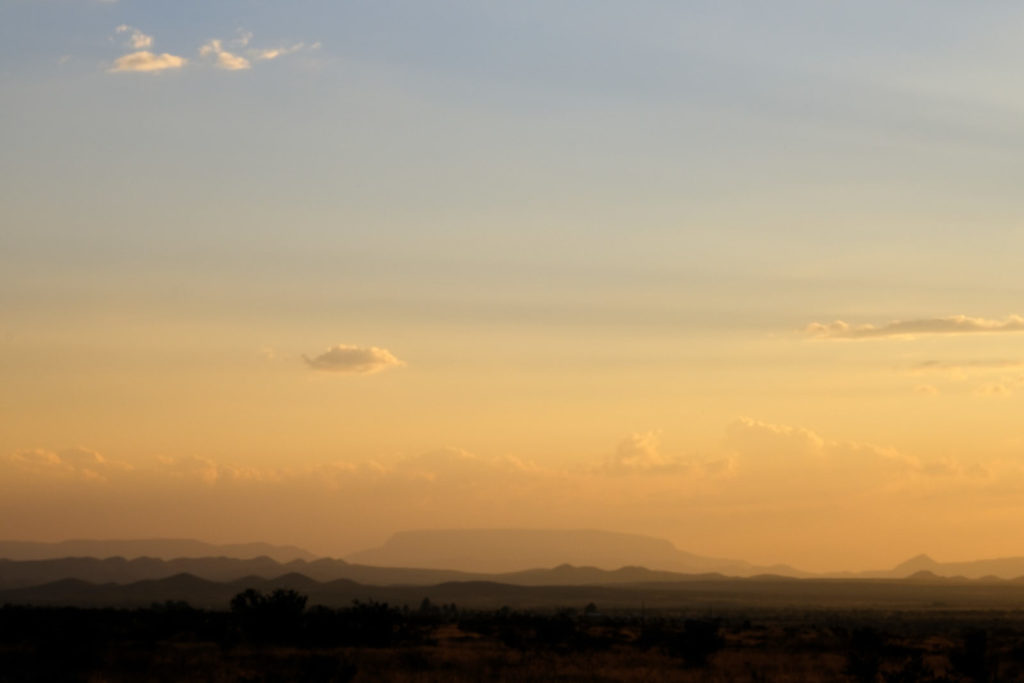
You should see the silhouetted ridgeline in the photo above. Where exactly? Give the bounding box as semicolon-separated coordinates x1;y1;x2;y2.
0;555;760;590
346;529;808;576
6;554;1024;595
5;571;1024;611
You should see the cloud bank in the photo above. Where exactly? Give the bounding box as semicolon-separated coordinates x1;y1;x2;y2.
303;345;405;374
806;315;1024;340
2;422;1013;568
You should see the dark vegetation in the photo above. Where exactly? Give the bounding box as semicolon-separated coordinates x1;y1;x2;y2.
4;589;1024;681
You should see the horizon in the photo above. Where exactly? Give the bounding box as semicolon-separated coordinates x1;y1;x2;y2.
4;1;1024;576
0;529;1011;577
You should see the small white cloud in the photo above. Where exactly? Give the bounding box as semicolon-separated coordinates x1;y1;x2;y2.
110;51;186;73
252;43;306;61
199;39;251;70
303;344;405;374
115;24;153;49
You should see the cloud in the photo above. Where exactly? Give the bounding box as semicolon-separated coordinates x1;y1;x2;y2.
9;447;130;482
725;418;825;460
303;344;405;374
608;432;666;471
198;32;317;70
806;315;1024;340
252;43;307;62
600;432;733;476
109;50;186;73
199;39;251;70
115;24;153;49
911;360;1023;377
604;432;683;473
1;435;1012;567
725;417;933;479
104;28;313;75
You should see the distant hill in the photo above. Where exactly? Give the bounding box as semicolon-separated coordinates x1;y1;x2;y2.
870;554;1024;580
0;539;316;563
6;571;1024;611
346;529;808;577
0;556;759;590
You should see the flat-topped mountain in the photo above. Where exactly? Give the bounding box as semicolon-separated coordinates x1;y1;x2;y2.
346;529;807;577
0;539;316;563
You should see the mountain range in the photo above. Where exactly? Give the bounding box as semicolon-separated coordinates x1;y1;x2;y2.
0;539;315;563
3;531;1024;581
345;529;808;576
4;571;1024;611
0;555;750;591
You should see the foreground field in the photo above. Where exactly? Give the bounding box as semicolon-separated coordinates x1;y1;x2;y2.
3;594;1024;682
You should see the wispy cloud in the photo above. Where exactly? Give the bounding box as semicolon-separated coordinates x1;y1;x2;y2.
806;315;1024;340
607;431;671;472
106;27;314;75
303;344;405;374
199;39;250;70
10;447;131;482
115;24;153;49
912;359;1023;373
109;50;186;73
199;31;318;70
252;43;309;62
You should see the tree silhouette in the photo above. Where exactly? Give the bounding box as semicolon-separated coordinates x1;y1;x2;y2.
230;588;307;644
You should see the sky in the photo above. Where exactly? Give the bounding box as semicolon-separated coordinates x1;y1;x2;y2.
3;0;1024;573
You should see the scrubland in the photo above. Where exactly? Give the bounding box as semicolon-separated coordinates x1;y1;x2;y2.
3;592;1024;681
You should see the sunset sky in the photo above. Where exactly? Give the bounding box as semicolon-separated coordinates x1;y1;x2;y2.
3;1;1024;572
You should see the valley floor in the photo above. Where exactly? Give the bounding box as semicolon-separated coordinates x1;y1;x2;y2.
2;602;1024;681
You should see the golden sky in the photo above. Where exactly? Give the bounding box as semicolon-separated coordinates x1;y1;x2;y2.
3;1;1024;572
